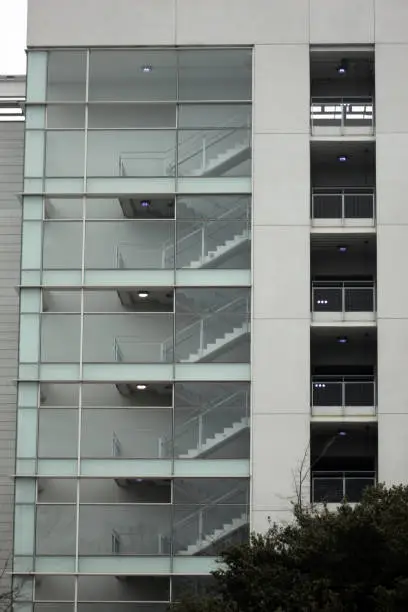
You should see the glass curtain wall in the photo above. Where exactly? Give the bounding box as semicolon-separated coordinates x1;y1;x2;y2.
16;47;252;611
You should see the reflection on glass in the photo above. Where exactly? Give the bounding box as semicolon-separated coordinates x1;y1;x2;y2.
40;315;81;362
38;409;78;458
177;128;251;177
36;505;76;554
45;132;85;177
78;575;170;602
89;50;177;101
82;314;173;363
88;104;176;129
84;221;174;269
87;130;176;178
43;222;83;269
47;51;87;101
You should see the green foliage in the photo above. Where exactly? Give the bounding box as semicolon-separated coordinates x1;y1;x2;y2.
171;485;408;612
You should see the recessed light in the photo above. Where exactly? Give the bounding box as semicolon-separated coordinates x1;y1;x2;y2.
338;155;348;163
338;245;347;253
337;336;348;344
136;384;147;391
140;200;150;208
138;291;149;299
141;65;153;73
337;59;349;75
338;430;347;437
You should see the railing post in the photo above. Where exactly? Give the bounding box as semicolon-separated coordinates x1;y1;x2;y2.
341;191;345;223
341;99;345;135
342;379;346;411
342;472;346;500
201;224;205;261
202;137;206;171
199;318;204;353
198;414;203;450
342;284;346;319
198;508;204;547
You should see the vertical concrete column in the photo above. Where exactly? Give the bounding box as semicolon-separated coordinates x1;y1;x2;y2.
251;44;311;529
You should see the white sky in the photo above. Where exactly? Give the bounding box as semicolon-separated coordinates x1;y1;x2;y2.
0;0;27;75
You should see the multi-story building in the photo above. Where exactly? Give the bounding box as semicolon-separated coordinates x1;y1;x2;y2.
8;0;408;609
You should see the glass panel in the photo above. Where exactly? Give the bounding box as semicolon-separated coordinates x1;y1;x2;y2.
19;314;40;363
14;505;35;555
88;104;176;129
25;131;45;177
312;382;342;406
26;106;46;129
22;221;42;270
40;383;79;407
172;576;215;599
178;49;252;101
23;196;43;220
35;575;75;601
43;222;83;269
45;197;83;220
344;193;374;218
15;479;36;503
344;381;375;406
26;52;47;103
178;104;251;128
79;479;171;503
345;287;374;311
84;220;174;270
45;132;85;177
35;604;74;611
83;289;173;313
78;575;170;602
40;315;81;362
312;287;342;312
177;128;251;178
173;382;250;460
47;51;87;101
43;290;81;313
312;194;342;219
81;408;172;459
78;505;171;555
38;409;78;458
82;314;173;363
87;131;176;178
36;505;76;554
47;105;86;129
89;50;177;101
175;288;250;363
313;477;343;503
78;606;168;612
17;409;38;458
38;479;77;503
21;289;41;313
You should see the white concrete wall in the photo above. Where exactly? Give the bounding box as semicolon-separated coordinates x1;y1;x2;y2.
376;35;408;484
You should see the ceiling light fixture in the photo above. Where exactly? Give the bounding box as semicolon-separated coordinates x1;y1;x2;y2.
140;200;150;208
141;65;153;73
338;155;348;163
138;291;149;299
337;59;349;75
338;245;348;253
337;336;348;344
338;430;347;437
136;384;147;391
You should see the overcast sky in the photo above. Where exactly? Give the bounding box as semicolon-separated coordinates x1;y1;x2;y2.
0;0;27;75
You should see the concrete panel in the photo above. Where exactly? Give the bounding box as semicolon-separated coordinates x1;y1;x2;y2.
254;45;309;134
252;226;310;319
378;415;408;484
376;135;408;223
251;319;310;414
251;413;310;512
375;0;408;43
377;226;408;318
27;0;176;47
377;320;408;414
376;46;408;133
310;0;374;43
253;134;310;225
176;0;309;45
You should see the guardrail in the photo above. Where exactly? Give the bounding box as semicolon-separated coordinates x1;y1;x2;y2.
311;376;376;410
312;282;375;315
311;97;374;134
312;471;376;503
311;189;375;223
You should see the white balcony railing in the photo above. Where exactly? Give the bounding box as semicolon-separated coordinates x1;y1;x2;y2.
311;188;375;226
311;97;374;135
311;281;376;321
311;376;376;417
312;471;376;503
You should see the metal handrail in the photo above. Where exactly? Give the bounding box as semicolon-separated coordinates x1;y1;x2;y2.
312;282;376;314
311;189;375;221
160;389;249;454
312;471;376;502
311;377;376;409
310;96;374;133
161;295;249;358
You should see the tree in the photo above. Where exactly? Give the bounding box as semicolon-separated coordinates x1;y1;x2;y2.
172;484;408;612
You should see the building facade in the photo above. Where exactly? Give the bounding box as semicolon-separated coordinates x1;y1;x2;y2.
10;0;408;609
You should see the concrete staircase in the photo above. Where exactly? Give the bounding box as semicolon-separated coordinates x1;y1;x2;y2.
179;416;249;459
179;321;249;363
187;228;249;269
177;512;248;555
